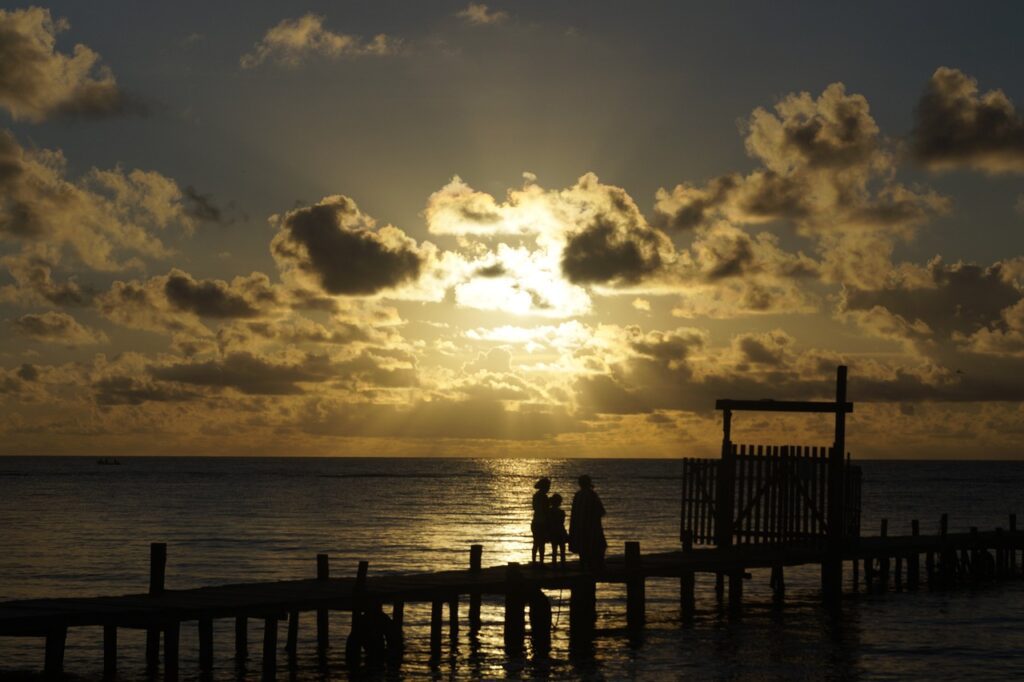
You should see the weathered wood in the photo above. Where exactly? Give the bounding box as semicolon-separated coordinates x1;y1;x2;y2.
680;530;695;619
391;601;404;652
165;620;180;672
147;542;167;671
103;624;117;678
528;588;552;656
728;571;743;611
503;562;525;655
199;615;214;671
448;596;459;639
44;625;66;677
569;577;596;648
466;543;483;631
823;367;847;603
625;541;645;630
430;599;443;662
316;554;329;654
716;411;735;547
262;616;277;674
715;399;853;413
235;616;248;660
908;520;920;590
286;611;298;659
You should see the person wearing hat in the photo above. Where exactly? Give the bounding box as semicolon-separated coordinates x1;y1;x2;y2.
569;474;607;571
531;477;551;564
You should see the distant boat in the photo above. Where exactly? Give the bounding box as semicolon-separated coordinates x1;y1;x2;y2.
96;458;121;466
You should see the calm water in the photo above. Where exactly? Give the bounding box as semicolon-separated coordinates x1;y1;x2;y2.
1;457;1024;680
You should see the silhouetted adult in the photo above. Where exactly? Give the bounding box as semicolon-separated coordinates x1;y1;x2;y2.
531;477;551;564
569;474;606;571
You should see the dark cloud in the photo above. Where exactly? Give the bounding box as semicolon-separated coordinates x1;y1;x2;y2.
842;259;1021;337
16;363;37;381
271;195;424;296
94;375;199;406
150;351;335;395
911;67;1024;173
562;217;665;284
183;186;224;224
11;310;106;345
0;256;93;306
164;269;265;319
475;263;507;277
0;8;137;122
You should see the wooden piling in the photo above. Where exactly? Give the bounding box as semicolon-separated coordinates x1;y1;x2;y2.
392;601;404;649
165;620;180;673
430;599;444;662
262;617;277;674
823;366;847;602
286;611;299;660
770;564;785;603
316;554;329;654
879;519;889;591
728;571;743;611
469;544;483;630
569;577;596;647
147;542;166;669
103;624;117;678
503;562;525;655
199;615;214;671
44;625;66;677
680;530;695;620
528;588;552;656
449;596;459;639
908;520;920;590
235;616;247;661
625;541;645;630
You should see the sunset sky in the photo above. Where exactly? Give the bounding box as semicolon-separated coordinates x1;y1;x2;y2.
2;2;1024;458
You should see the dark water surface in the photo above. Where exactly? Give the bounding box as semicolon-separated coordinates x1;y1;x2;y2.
2;457;1024;680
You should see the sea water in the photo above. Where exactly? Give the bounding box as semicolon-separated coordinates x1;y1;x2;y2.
1;457;1023;680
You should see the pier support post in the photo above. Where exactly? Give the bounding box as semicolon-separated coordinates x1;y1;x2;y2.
286;611;299;661
908;520;920;590
430;599;444;662
44;626;66;677
528;588;552;656
503;562;525;655
316;553;329;655
728;571;744;612
199;616;214;671
680;531;695;621
235;616;248;661
823;366;847;604
262;617;277;675
940;513;953;589
878;519;889;592
147;542;167;669
165;620;180;673
103;624;117;678
391;601;404;652
770;564;785;603
448;596;459;640
625;541;645;631
569;576;596;649
469;544;483;630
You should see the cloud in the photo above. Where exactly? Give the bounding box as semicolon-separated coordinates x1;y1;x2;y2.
93;375;199;406
654;82;948;234
456;3;509;26
11;310;107;345
0;252;92;306
956;299;1024;358
163;269;275;319
150;351;336;395
0;130;195;272
240;14;401;68
271;195;425;297
0;7;140;122
911;67;1024;174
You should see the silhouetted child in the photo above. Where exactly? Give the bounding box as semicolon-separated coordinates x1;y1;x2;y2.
548;494;569;564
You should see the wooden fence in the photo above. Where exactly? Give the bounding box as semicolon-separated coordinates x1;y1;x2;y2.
681;444;862;546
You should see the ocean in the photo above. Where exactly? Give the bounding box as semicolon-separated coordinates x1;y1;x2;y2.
1;457;1024;680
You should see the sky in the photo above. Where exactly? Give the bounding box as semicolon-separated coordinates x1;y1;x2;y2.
1;1;1024;458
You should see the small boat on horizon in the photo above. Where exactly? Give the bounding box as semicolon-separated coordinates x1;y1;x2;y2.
96;458;121;466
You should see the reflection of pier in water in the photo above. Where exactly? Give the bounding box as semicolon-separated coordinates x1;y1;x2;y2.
2;366;1023;677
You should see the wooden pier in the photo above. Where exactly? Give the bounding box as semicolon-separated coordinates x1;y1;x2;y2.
2;522;1024;678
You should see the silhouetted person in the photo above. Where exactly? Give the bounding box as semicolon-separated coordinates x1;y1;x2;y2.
531;477;551;564
569;474;606;571
548;493;569;565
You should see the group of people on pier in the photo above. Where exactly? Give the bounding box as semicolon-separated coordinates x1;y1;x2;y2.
530;474;607;570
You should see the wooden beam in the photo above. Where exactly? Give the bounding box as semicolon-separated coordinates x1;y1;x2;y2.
715;399;853;414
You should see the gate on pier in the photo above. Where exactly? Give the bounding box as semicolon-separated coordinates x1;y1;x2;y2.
681;445;861;545
680;365;861;577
